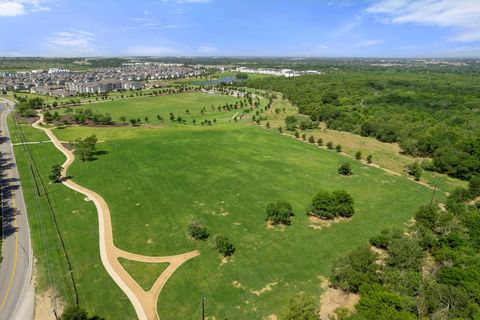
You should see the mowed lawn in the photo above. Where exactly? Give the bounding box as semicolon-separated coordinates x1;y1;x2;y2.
53;123;438;319
63;92;254;125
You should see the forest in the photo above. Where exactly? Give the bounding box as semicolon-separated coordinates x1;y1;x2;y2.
246;70;480;180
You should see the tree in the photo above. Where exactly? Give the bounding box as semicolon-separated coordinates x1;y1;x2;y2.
265;201;294;225
60;306;104;320
355;151;362;160
338;162;352;176
468;175;480;198
74;135;97;161
129;118;137;126
119;116;126;123
214;235;235;257
294;131;300;138
327;141;334;149
406;161;422;181
49;164;63;182
307;190;354;219
335;144;342;152
367;154;373;163
144;116;149;122
308;135;315;143
266;121;270;129
280;293;318;320
301;133;306;140
285;115;297;131
317;138;323;146
278;126;283;133
187;221;209;240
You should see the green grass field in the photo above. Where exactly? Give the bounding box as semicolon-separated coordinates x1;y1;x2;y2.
61;92;258;125
50;122;438;319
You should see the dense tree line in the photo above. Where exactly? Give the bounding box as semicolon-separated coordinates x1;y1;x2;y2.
246;71;480;180
326;180;480;319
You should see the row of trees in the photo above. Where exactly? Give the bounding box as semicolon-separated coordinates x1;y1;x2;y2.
246;72;480;180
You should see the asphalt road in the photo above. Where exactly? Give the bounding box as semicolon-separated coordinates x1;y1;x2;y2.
0;99;34;320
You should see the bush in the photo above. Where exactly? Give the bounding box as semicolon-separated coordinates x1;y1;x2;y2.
307;189;355;219
367;154;373;163
294;131;300;138
308;135;315;143
280;293;318;320
60;306;103;320
327;141;334;149
265;201;294;225
317;138;323;146
301;133;306;140
335;144;342;152
187;221;209;240
370;229;391;249
338;162;352;175
355;151;362;160
469;175;480;198
406;161;422;181
214;235;235;257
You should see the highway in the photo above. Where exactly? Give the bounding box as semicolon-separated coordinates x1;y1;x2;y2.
0;99;34;320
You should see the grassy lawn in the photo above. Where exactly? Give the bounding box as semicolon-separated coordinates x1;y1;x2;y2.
8;114;136;319
51;122;437;319
61;92;258;125
118;258;169;292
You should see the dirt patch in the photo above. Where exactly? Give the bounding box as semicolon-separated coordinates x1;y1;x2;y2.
147;238;154;244
250;281;279;296
231;280;245;289
319;287;359;320
35;288;64;320
264;315;278;320
308;216;350;230
422;253;438;277
266;222;285;231
370;246;388;266
220;256;234;266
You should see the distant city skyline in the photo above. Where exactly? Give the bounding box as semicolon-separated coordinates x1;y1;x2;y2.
1;0;480;57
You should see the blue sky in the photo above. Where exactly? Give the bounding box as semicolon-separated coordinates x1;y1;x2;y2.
1;0;480;57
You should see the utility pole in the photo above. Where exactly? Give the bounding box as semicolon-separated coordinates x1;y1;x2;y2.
201;297;205;320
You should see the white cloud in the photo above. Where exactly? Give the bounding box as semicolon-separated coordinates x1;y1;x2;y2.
46;30;97;54
0;0;51;16
355;39;383;47
0;2;25;16
198;45;217;54
367;0;480;42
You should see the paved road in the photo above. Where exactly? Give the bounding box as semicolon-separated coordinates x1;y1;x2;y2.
0;99;34;320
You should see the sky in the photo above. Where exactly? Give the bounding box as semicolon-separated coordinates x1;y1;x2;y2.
1;0;480;57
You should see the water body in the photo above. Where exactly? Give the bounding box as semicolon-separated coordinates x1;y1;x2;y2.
194;76;245;85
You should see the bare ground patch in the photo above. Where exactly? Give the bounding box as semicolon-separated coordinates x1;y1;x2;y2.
319;285;359;320
231;280;246;289
250;281;279;296
266;222;286;231
370;246;388;266
308;216;350;230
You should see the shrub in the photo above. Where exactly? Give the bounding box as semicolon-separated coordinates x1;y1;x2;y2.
317;138;323;146
335;144;342;152
280;293;318;320
355;151;362;160
301;133;306;140
307;190;355;219
338;162;352;175
278;126;283;133
187;221;209;240
266;121;270;129
214;235;235;257
265;201;294;225
370;229;391;249
367;154;373;163
469;175;480;198
294;131;300;138
406;161;422;181
308;135;315;143
327;141;334;149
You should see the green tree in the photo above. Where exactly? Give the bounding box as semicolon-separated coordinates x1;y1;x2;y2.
49;164;63;182
280;293;318;320
335;144;342;152
294;131;300;138
308;135;315;143
338;162;352;176
214;235;235;257
187;221;209;240
266;121;270;129
317;138;323;146
265;201;294;225
367;154;373;163
406;161;422;181
301;133;306;140
327;141;333;149
355;151;362;160
60;306;104;320
468;175;480;198
285;115;297;131
74;135;97;161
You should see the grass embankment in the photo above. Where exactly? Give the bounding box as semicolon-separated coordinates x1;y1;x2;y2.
8;114;136;319
53;122;437;319
264;97;466;194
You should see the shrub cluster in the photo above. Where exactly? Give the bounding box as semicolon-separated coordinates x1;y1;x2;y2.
306;190;355;219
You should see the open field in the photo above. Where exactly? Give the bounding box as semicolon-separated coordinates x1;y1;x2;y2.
7;114;136;319
60;92;257;125
49;121;437;319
